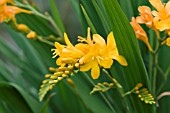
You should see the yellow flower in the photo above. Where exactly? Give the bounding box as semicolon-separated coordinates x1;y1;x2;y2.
0;0;31;23
148;0;170;31
53;33;84;66
80;32;128;79
52;28;128;79
136;6;154;28
130;17;152;51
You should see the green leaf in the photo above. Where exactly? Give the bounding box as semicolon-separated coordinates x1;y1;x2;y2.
0;82;41;113
103;0;154;113
49;0;65;33
80;5;97;34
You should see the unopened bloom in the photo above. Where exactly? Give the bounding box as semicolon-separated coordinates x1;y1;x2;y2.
17;24;30;33
130;17;152;51
26;31;37;39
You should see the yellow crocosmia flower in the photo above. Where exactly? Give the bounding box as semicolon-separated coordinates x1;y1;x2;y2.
53;33;85;66
136;6;154;28
80;43;111;79
130;17;153;51
166;38;170;46
148;0;170;31
80;32;128;79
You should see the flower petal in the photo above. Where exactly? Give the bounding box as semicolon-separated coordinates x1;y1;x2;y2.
113;55;128;66
91;61;100;79
149;0;164;12
55;42;64;53
166;38;170;46
155;18;170;31
64;33;74;47
80;60;93;71
100;58;113;68
93;34;106;47
165;1;170;16
107;32;116;49
87;27;93;45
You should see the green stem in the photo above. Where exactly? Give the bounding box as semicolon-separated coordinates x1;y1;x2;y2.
45;13;63;38
37;36;54;46
156;67;170;95
82;72;116;113
102;69;130;113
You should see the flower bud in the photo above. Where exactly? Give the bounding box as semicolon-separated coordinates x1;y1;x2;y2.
27;31;37;39
17;24;30;33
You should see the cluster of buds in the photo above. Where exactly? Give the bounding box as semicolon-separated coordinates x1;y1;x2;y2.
39;64;80;101
134;83;155;104
90;82;114;94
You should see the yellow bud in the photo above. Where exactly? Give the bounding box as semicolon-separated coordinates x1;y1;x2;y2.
67;78;75;87
49;67;57;72
75;63;80;68
103;82;108;85
54;72;63;76
49;85;54;90
109;83;114;87
58;67;67;71
135;90;139;94
17;24;30;33
68;65;74;70
61;58;74;64
40;85;44;88
50;75;58;79
141;98;144;101
49;80;55;84
135;83;143;90
138;94;142;98
64;70;70;75
102;89;106;92
42;80;48;84
145;100;148;104
27;31;37;39
62;74;67;78
58;77;63;81
45;74;51;78
136;83;143;88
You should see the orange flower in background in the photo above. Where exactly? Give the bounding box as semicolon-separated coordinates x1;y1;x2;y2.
0;0;31;23
149;0;170;31
130;17;152;51
136;6;154;28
